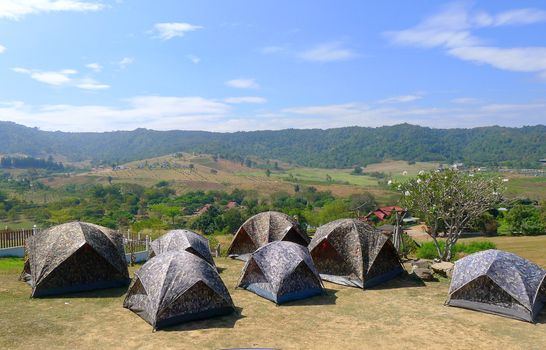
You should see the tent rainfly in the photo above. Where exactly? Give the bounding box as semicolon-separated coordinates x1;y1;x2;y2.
123;251;234;330
237;241;323;304
227;211;309;260
308;218;403;288
149;229;215;266
447;249;546;322
20;221;130;297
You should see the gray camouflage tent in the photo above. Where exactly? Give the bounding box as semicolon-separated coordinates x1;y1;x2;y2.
227;211;309;260
124;250;234;330
447;249;546;322
308;218;403;288
237;241;323;304
20;221;130;297
149;229;215;266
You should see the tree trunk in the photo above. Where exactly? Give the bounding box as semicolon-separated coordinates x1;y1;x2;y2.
431;236;443;260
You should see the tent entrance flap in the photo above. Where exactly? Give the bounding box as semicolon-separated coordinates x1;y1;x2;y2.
320;274;363;288
447;299;533;322
364;266;404;288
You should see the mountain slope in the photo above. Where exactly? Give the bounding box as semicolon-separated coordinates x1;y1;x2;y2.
0;121;544;168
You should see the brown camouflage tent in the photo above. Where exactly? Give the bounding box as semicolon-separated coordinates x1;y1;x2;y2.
124;250;234;330
308;218;403;288
447;249;546;322
237;241;323;304
20;222;130;297
149;229;215;266
227;211;309;260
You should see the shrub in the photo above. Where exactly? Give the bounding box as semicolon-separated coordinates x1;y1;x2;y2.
498;204;545;236
416;240;496;261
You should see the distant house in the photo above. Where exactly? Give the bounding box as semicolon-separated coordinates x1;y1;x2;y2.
360;206;404;223
226;201;238;209
451;162;464;170
195;204;212;215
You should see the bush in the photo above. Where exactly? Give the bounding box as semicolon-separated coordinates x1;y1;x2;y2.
416;240;496;261
498;204;545;236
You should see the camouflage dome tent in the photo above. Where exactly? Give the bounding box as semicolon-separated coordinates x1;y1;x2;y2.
227;211;309;261
20;222;130;297
447;249;546;322
124;250;234;330
308;218;403;288
149;229;215;266
237;241;323;304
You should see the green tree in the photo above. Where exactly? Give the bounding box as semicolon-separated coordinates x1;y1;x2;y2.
308;199;351;226
351;166;363;175
396;170;503;261
498;205;545;235
348;192;376;216
223;208;244;234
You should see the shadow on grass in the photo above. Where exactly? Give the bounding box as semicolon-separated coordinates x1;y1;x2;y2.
162;307;245;332
369;272;427;290
39;286;129;299
281;287;338;307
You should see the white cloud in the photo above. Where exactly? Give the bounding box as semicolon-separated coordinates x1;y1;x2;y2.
0;44;5;53
378;95;423;104
85;62;102;72
13;67;109;90
474;8;546;27
153;22;203;40
0;96;232;132
0;0;103;20
186;54;200;64
13;67;77;86
117;57;134;69
76;78;110;90
386;3;546;79
280;101;546;129
447;46;546;73
0;97;544;132
225;78;259;89
299;42;356;62
224;96;267;104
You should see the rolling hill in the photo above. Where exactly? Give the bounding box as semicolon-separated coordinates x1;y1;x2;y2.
0;121;544;168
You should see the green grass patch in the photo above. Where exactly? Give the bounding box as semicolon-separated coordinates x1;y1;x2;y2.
0;257;24;270
416;240;496;261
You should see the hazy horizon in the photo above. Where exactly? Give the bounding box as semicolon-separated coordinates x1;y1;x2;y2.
1;1;546;132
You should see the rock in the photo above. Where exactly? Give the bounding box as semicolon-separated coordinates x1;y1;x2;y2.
431;261;454;278
411;259;432;269
412;266;434;281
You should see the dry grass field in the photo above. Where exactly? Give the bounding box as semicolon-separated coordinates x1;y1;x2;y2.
1;240;545;350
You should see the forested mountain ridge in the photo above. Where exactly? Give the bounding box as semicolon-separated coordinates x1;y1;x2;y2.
0;121;544;168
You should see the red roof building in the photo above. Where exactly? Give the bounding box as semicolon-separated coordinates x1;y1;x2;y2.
226;201;238;209
361;206;404;222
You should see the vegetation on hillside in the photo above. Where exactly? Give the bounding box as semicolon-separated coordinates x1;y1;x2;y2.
1;121;544;168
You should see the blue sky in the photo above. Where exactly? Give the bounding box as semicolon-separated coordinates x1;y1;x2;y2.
0;0;545;132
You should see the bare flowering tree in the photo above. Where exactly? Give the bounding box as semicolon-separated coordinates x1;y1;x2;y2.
395;170;503;261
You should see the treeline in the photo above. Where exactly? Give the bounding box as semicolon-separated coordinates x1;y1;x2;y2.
0;121;544;168
1;156;64;171
0;177;378;234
